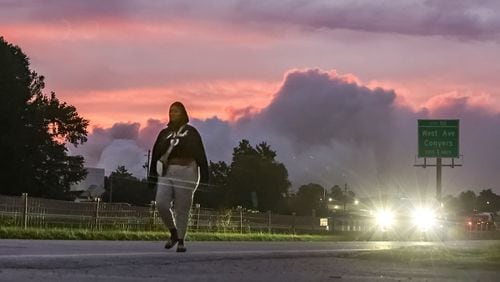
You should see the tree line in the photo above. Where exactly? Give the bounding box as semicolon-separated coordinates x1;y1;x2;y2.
102;140;354;216
101;140;291;213
102;146;500;218
443;189;500;216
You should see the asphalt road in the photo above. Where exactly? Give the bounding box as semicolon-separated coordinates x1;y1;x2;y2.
0;239;499;281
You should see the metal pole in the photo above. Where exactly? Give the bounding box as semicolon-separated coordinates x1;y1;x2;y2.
267;210;271;234
22;193;28;229
237;205;243;234
311;209;316;231
436;157;442;203
144;149;151;178
292;212;296;235
239;208;243;234
150;201;157;230
196;203;201;230
94;197;101;229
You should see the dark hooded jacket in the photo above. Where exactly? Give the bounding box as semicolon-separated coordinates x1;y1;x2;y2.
148;124;209;189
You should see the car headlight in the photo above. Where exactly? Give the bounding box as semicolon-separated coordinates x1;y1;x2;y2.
412;207;436;231
375;209;395;230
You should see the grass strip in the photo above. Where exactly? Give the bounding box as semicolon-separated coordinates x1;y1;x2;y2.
0;226;352;241
342;243;500;271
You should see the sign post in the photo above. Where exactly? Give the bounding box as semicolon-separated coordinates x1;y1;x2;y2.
416;120;461;202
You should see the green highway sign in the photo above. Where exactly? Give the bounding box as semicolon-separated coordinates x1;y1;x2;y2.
418;119;459;158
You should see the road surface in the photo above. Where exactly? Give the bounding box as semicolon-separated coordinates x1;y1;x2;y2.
0;239;498;281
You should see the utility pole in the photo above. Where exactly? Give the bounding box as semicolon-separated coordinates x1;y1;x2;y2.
143;149;151;178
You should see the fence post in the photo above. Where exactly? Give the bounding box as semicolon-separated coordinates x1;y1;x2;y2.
311;209;316;231
22;193;28;229
237;205;243;234
292;212;296;235
150;201;157;230
195;203;201;230
267;210;272;234
94;197;101;230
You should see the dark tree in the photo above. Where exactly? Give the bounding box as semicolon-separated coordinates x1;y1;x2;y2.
476;189;500;213
102;166;154;206
194;160;229;209
226;140;290;213
293;183;328;216
0;37;88;199
111;165;134;179
329;184;355;203
458;190;477;215
329;185;344;201
443;189;500;216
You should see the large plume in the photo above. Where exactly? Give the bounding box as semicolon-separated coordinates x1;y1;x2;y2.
71;69;500;197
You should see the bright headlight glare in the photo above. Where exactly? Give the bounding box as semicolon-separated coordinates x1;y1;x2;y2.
412;207;436;231
375;209;394;229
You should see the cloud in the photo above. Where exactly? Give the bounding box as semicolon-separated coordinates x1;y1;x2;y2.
256;69;396;149
423;92;497;114
3;1;500;41
137;119;165;150
96;139;147;177
4;1;499;126
227;69;500;196
68;116;234;179
71;68;500;197
231;69;417;196
0;0;132;23
58;81;277;128
191;117;233;163
108;122;140;139
69;122;150;177
234;0;500;41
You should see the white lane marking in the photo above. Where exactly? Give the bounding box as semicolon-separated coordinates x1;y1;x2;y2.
0;248;377;259
0;252;167;259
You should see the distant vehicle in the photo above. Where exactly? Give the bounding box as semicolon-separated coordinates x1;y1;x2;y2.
465;213;496;231
366;196;447;240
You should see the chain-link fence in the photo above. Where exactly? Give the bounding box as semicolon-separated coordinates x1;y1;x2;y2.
0;194;374;234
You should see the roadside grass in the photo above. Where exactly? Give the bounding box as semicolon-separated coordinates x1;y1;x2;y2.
0;226;355;241
3;226;500;270
342;243;500;270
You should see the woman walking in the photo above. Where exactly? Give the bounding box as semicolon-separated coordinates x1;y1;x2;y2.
149;101;209;252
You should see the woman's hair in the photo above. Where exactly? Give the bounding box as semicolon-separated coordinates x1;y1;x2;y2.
168;101;189;128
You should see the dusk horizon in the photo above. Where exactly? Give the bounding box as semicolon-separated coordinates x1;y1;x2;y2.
2;0;499;196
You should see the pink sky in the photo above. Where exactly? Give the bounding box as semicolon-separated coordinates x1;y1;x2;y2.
2;0;500;195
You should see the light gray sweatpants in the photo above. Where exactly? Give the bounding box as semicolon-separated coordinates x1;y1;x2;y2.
155;161;199;239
